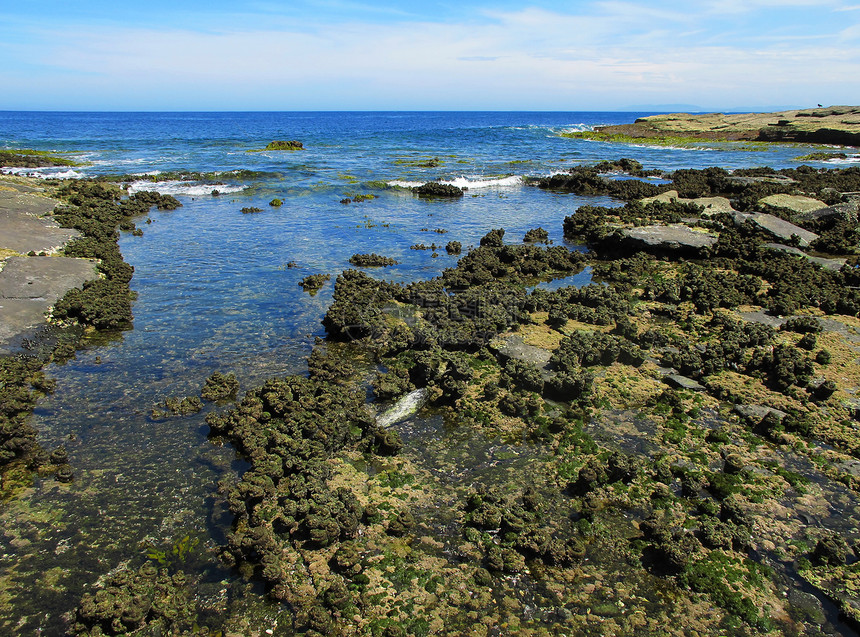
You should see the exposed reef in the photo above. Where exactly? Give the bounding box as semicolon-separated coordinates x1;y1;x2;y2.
265;140;304;150
411;182;464;198
0;149;80;168
27;156;860;636
348;253;399;267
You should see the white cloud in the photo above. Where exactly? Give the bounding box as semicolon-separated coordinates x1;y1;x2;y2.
5;5;859;109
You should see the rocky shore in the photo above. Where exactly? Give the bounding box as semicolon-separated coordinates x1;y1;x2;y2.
5;150;860;635
0;175;97;351
577;105;860;146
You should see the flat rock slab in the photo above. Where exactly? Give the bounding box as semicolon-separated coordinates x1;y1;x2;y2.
490;334;553;370
764;243;846;271
796;197;860;223
665;374;706;391
737;310;787;328
734;404;788;422
0;190;79;254
734;212;818;247
621;224;718;250
0;256;98;346
759;194;828;214
640;190;736;214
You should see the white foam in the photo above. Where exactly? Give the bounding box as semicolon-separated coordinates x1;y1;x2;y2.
126;180;247;196
387;175;523;190
446;175;522;189
0;166;85;178
88;157;150;167
825;155;860;165
557;124;593;134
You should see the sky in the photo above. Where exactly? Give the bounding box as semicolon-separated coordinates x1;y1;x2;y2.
1;0;859;111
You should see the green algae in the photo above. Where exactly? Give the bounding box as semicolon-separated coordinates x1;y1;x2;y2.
561;130;772;151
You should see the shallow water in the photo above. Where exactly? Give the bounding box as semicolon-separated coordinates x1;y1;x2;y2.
0;111;852;633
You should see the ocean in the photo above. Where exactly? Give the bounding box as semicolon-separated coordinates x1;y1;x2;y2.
0;111;855;634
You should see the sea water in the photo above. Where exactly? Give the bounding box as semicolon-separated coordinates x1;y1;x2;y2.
0;111;854;633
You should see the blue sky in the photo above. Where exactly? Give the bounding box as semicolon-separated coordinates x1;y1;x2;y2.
1;0;859;111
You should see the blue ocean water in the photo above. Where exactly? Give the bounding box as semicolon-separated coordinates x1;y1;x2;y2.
0;111;854;633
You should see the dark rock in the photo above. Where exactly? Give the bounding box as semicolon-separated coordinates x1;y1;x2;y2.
411;182;464;198
479;228;505;247
812;531;850;566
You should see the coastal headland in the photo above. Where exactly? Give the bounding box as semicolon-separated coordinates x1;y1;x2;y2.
577;105;860;146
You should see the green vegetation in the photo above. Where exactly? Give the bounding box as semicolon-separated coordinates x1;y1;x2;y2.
0;149;81;168
561;130;771;150
794;152;849;161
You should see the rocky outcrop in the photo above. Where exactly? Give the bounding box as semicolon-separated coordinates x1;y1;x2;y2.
265;140;303;150
641;190;736;214
412;182;464;198
591;106;860;146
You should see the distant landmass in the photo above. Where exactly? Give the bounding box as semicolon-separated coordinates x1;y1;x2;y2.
599;105;860;146
622;104;705;112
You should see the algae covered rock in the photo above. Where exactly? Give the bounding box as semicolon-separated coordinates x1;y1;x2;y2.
299;273;331;292
349;253;398;267
73;563;198;636
411;182;464;198
265;140;303;150
200;371;239;402
523;227;549;243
